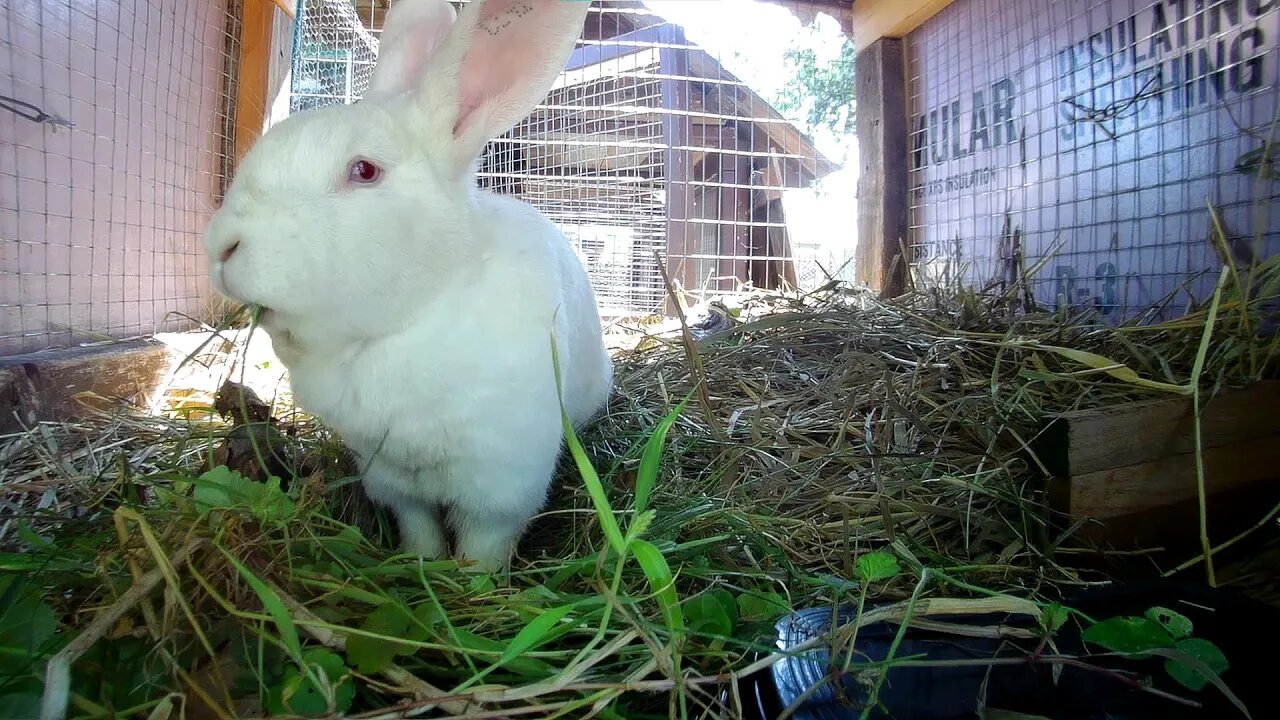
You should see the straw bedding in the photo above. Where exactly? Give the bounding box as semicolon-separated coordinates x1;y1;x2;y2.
1;270;1277;718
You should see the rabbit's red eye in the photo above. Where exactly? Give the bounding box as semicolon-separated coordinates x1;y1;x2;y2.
347;159;382;185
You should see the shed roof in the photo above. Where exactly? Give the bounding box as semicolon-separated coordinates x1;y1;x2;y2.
566;7;840;183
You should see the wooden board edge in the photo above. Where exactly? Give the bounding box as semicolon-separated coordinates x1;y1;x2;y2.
1058;434;1280;522
0;341;178;433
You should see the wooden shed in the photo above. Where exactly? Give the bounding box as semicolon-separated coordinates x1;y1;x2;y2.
288;0;839;314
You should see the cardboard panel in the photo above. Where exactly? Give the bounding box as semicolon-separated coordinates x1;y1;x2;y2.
906;0;1280;320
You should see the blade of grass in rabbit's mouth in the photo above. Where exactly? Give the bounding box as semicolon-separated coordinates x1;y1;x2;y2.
249;304;273;326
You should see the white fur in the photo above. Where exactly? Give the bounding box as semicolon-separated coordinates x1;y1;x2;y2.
202;0;611;571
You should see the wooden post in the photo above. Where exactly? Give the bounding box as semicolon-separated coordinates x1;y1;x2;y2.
660;27;692;312
235;0;280;167
855;38;909;297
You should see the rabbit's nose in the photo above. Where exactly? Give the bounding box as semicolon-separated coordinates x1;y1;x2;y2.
219;237;242;263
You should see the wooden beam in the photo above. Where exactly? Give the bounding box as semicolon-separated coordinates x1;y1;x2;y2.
0;342;175;433
1036;381;1280;477
234;0;277;167
1050;435;1280;521
1040;381;1280;531
854;38;909;296
851;0;953;49
565;23;674;72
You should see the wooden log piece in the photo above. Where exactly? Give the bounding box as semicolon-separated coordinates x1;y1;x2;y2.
1036;381;1280;477
1048;434;1280;522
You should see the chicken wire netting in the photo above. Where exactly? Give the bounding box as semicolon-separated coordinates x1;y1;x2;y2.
906;0;1280;322
1;0;239;355
287;0;857;317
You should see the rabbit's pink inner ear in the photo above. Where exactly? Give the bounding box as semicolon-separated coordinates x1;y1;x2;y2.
446;0;590;173
365;0;456;100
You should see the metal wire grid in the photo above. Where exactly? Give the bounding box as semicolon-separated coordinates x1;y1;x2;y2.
0;0;239;355
287;0;847;316
906;0;1280;321
489;63;671;314
289;0;382;113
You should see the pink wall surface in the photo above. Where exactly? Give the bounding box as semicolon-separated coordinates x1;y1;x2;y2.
1;0;230;354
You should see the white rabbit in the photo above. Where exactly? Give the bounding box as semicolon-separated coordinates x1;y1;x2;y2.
202;0;612;571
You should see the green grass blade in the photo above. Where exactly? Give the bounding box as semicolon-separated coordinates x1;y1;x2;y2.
561;409;625;556
631;539;684;636
549;332;625;555
497;603;579;667
1147;646;1251;719
218;545;303;664
1189;265;1232;586
635;395;690;515
1035;345;1191;395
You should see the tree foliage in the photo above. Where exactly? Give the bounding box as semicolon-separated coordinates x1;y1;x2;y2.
775;25;856;137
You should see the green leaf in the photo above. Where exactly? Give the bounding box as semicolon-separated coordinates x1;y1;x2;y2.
1040;602;1070;634
269;649;354;717
468;573;497;594
346;602;425;674
1164;638;1229;692
412;600;444;625
685;592;734;638
710;588;738;627
0;676;44;720
0;571;56;655
635;396;689;514
218;547;303;664
855;551;902;584
0;691;42;720
1144;606;1194;640
737;590;790;622
14;521;51;550
631;539;684;636
1081;616;1174;657
193;466;296;525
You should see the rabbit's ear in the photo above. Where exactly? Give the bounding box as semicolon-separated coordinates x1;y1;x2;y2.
420;0;590;177
365;0;457;100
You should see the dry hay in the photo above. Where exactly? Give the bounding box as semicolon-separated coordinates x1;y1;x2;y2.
1;267;1278;719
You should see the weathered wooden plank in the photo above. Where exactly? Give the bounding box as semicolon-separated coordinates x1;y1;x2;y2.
1050;435;1280;522
851;0;953;49
854;38;909;297
1036;381;1280;477
0;341;175;433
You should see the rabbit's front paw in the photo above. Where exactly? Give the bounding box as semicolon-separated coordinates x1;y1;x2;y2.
452;508;525;574
394;503;447;559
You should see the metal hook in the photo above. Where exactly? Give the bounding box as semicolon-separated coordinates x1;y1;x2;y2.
0;94;75;130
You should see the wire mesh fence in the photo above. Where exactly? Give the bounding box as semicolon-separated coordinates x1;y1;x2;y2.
1;0;240;355
907;0;1280;322
287;0;857;317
